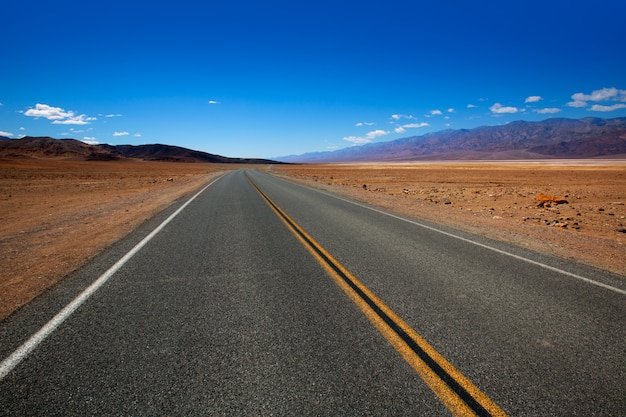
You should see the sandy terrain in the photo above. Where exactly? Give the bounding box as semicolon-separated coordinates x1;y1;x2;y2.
0;158;238;320
273;161;626;277
1;158;624;321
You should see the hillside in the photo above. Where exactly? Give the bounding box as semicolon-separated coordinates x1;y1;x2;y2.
280;117;626;162
0;137;279;164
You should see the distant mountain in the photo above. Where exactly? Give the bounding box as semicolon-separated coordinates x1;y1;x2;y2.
0;137;280;164
279;117;626;162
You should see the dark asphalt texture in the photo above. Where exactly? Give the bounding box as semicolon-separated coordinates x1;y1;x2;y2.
1;169;624;416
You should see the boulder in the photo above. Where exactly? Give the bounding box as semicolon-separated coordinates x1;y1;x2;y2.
536;194;569;207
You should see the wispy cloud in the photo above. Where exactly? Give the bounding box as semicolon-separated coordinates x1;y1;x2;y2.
343;129;390;144
428;109;443;116
355;122;375;127
24;103;96;125
104;113;123;118
113;131;129;136
589;103;626;112
490;103;519;114
52;115;96;125
134;133;142;137
391;114;415;121
534;107;562;114
467;103;477;108
0;130;13;137
567;87;626;109
525;95;543;103
68;127;92;134
395;122;430;133
82;136;99;145
208;100;221;104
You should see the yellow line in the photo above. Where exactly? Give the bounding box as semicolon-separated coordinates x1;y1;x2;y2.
247;175;508;417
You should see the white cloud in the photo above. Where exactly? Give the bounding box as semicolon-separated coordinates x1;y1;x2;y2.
525;95;543;103
365;129;389;139
567;100;588;108
391;114;414;120
355;122;375;127
25;103;96;125
104;113;123;118
447;108;455;113
343;136;372;144
208;100;220;104
343;129;390;144
52;114;96;125
589;103;626;112
134;133;142;137
402;122;430;129
490;103;519;114
0;130;13;137
394;127;406;133
467;104;477;108
82;137;99;145
568;87;626;108
24;103;73;120
69;127;92;133
113;131;129;136
429;109;443;116
572;87;625;102
534;108;562;114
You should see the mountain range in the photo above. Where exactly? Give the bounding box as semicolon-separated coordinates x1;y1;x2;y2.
279;117;626;162
2;117;625;164
0;137;279;164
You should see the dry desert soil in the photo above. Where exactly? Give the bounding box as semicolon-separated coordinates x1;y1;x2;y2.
1;158;625;320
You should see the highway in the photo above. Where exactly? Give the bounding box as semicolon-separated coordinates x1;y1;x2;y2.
1;169;624;416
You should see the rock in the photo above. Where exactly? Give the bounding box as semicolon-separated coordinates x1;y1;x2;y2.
536;194;568;207
617;227;626;233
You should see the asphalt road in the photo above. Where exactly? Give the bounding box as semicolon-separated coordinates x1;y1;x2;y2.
1;169;624;416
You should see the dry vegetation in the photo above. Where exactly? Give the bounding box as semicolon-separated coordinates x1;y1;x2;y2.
273;161;626;277
1;158;624;321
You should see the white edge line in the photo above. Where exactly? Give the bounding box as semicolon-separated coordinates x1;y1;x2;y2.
279;176;626;296
0;175;224;380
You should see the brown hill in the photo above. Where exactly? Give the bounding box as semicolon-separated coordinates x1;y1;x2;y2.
0;137;280;164
0;137;120;160
281;117;626;162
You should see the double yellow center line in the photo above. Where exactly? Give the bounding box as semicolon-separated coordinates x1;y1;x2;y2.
247;174;508;417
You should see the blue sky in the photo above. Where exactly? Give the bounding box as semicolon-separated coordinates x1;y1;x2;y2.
1;0;625;159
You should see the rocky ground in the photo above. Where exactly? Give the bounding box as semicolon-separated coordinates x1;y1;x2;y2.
1;158;624;321
273;161;626;277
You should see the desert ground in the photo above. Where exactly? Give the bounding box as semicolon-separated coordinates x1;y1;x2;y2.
273;161;626;277
1;158;625;320
0;158;238;320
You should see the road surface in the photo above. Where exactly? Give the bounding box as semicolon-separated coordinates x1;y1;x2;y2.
1;169;624;416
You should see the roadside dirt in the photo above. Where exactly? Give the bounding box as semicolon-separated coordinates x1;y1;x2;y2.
273;161;626;278
2;158;624;321
0;158;237;320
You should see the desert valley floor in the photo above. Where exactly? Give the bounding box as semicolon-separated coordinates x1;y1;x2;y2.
1;158;625;319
